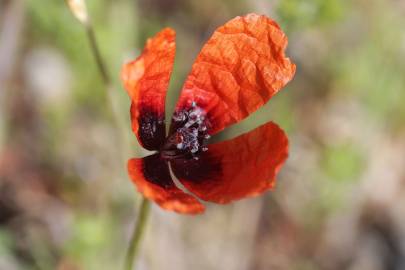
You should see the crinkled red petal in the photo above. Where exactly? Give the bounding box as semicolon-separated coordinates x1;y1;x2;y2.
172;14;296;135
171;122;288;204
128;154;205;214
122;28;176;150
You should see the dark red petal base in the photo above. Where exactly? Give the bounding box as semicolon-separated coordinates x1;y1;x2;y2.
128;153;205;214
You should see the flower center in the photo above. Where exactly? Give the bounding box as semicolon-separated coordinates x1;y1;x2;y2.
161;102;210;160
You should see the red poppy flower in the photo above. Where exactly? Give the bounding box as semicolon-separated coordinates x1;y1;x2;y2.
122;14;295;214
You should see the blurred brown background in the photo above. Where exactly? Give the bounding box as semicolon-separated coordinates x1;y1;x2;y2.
1;0;405;269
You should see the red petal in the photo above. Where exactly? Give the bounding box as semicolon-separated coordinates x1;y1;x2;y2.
171;122;288;204
128;154;205;214
122;28;176;150
172;14;295;135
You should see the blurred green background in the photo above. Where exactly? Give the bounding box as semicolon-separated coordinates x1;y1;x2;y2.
1;0;405;269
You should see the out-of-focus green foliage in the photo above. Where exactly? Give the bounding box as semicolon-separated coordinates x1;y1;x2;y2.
0;229;14;255
277;0;346;30
334;4;405;128
322;143;364;182
63;214;115;269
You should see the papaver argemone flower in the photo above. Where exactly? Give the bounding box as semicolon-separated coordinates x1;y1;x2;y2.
122;14;296;214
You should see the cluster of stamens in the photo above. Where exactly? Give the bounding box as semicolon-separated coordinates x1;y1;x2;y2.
162;102;210;160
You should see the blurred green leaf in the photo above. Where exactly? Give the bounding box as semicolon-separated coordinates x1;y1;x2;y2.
322;143;364;182
277;0;346;31
0;229;14;255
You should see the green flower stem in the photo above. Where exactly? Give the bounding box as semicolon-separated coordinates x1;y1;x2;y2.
124;198;151;270
83;20;130;161
84;22;117;108
85;24;110;86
